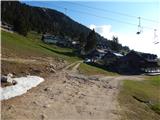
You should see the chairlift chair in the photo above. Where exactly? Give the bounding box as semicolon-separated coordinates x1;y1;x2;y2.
153;29;159;44
136;17;143;35
154;41;159;44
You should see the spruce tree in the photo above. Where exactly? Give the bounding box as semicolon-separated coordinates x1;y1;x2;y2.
79;32;86;48
111;36;120;52
84;29;97;52
13;15;28;36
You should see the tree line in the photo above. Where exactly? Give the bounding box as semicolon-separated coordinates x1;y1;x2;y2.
2;1;91;37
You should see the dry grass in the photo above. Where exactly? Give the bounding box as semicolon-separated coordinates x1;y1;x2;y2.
1;60;50;77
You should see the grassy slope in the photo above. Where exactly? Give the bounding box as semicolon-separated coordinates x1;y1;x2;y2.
1;30;81;62
2;30;118;76
118;76;160;120
78;63;118;76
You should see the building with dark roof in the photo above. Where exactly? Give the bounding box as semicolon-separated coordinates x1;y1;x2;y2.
119;50;159;74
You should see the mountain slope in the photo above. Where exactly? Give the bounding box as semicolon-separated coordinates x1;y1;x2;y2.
1;30;81;62
1;1;130;53
1;1;91;38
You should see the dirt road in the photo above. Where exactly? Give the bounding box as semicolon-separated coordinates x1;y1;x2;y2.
1;61;145;120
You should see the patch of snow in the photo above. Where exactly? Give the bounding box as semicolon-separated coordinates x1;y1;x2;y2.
0;76;44;100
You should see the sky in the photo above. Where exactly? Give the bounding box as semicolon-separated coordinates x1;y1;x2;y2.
22;0;160;57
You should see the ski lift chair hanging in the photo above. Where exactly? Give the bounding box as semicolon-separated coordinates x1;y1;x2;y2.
136;17;143;35
153;29;159;44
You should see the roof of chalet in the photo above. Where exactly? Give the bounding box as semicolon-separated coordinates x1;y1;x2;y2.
1;21;13;28
121;50;158;62
113;52;123;57
102;51;123;59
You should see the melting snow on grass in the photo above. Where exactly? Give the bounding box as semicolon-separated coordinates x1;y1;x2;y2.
0;76;44;100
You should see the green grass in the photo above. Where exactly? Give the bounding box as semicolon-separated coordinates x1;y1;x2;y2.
78;63;118;76
2;30;118;75
26;31;42;42
118;76;160;120
1;30;81;62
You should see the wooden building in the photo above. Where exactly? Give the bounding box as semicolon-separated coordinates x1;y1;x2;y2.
41;34;59;44
119;50;159;74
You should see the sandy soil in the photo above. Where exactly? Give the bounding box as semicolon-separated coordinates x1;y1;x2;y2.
1;59;145;120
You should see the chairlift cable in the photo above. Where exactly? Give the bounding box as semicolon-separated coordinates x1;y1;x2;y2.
52;4;155;30
65;1;160;24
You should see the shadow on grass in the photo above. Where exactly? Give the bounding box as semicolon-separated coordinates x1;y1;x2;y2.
39;44;77;57
86;62;143;75
86;62;117;73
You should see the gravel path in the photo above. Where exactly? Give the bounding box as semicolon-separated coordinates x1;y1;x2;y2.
1;61;145;120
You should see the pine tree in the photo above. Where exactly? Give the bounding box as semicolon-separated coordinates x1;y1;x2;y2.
79;32;86;48
84;29;97;52
13;15;28;36
111;36;120;52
